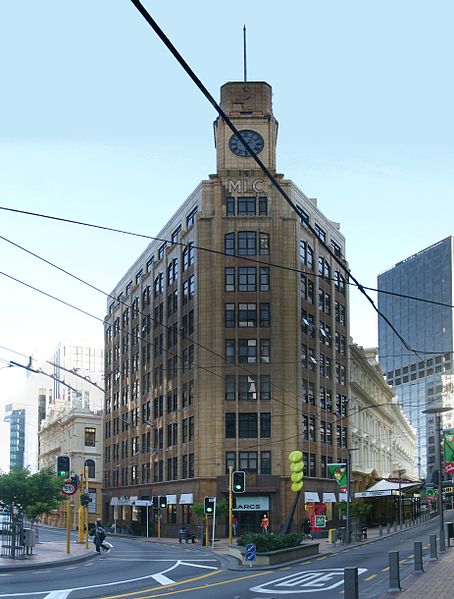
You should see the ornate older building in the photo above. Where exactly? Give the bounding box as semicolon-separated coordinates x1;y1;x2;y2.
349;344;417;490
102;81;350;534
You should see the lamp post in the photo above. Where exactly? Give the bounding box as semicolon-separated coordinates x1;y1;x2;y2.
398;468;406;529
422;405;453;553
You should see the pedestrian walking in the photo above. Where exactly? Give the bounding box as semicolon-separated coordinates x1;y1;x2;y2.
94;518;110;553
302;517;312;539
232;515;238;536
261;514;269;533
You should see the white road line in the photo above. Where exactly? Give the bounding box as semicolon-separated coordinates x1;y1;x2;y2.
43;592;73;599
152;573;175;585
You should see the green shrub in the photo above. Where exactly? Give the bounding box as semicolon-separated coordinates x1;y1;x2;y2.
237;532;305;552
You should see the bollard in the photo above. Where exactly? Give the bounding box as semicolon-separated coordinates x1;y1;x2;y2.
379;524;383;536
388;551;401;592
394;521;397;532
344;567;359;599
387;522;391;534
414;541;424;572
429;534;438;560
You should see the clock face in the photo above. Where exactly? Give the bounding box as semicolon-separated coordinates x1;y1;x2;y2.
229;130;264;157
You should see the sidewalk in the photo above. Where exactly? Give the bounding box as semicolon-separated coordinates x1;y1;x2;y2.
0;541;95;572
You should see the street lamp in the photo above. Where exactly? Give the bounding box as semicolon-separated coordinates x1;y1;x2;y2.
346;448;359;544
422;405;453;552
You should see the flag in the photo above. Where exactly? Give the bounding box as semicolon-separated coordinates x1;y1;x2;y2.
443;429;454;474
327;463;348;492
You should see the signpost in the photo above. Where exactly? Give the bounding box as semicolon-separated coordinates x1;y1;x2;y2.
245;543;256;566
61;480;76;555
314;515;327;528
62;481;77;496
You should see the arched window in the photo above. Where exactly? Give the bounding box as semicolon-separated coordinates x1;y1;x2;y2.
85;459;95;479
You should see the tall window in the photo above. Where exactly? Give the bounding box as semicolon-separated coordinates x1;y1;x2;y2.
85;459;95;478
225;413;236;438
239;451;258;472
238;303;256;327
260;413;271;438
238;231;256;256
237;197;256;215
225;233;235;255
85;427;96;447
239;375;257;400
238;267;256;291
259;267;270;291
225;267;235;291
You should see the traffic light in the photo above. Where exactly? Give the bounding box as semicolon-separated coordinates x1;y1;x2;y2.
56;455;71;478
151;496;159;509
159;496;167;509
288;450;304;492
232;471;246;493
80;493;91;506
204;496;215;515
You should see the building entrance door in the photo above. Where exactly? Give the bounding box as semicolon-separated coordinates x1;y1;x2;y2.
237;511;262;534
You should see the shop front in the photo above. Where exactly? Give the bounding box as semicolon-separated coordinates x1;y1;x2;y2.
233;495;270;534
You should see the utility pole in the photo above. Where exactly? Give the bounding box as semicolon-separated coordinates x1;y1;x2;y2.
228;466;233;545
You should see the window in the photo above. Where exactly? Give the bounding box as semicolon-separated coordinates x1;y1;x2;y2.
307;245;314;269
85;459;95;478
225;233;235;255
225;375;236;401
260;303;270;327
238;267;256;291
260;375;271;401
225;303;236;328
225;267;235;291
171;226;182;244
85;427;96;447
238;197;256;215
239;413;258;438
314;223;326;243
260;451;271;474
226;197;235;216
225;339;235;363
259;267;270;291
239;339;257;363
259;197;268;215
260;339;270;363
259;232;270;255
186;207;197;228
158;243;167;260
239;451;258;472
300;240;306;263
331;240;341;257
225;451;236;473
239;375;257;400
225;413;236;438
238;231;256;256
238;303;257;327
260;413;271;438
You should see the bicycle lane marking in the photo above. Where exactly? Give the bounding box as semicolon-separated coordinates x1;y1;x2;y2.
250;568;368;594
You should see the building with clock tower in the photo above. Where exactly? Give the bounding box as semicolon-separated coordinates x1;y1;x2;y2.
102;81;349;535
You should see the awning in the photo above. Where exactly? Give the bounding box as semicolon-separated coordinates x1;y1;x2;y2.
179;493;193;504
166;494;177;505
354;479;421;499
304;492;320;503
322;493;337;503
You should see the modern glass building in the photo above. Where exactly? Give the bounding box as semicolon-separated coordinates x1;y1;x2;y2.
378;236;454;479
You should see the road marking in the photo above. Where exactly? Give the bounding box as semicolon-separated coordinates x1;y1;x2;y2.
63;566;78;570
43;592;73;599
152;573;175;585
316;556;327;560
382;566;389;571
250;568;368;594
365;574;377;581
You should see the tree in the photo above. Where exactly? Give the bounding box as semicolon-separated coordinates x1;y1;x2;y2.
192;498;229;521
0;468;64;518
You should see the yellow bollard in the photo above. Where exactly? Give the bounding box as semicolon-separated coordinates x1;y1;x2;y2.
78;505;84;543
66;500;71;555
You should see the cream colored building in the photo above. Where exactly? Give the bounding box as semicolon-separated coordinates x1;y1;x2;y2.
38;405;103;527
103;81;350;535
349;344;417;489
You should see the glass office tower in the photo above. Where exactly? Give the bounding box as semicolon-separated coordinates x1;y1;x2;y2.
378;236;454;479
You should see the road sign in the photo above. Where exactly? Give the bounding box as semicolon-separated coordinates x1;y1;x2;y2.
245;543;256;562
314;515;327;528
62;481;77;496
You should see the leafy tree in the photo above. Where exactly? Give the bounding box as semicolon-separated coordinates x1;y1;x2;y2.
0;468;64;518
192;498;229;521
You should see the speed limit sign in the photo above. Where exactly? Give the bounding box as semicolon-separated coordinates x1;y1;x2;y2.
62;481;77;496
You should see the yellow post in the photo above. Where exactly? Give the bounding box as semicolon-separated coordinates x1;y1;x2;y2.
78;468;84;544
205;514;209;547
157;509;161;541
84;465;89;550
66;499;71;555
228;466;233;545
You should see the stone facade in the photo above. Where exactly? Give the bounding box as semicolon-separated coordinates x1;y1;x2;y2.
102;81;350;535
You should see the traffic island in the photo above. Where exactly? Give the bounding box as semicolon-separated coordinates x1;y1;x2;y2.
228;541;320;566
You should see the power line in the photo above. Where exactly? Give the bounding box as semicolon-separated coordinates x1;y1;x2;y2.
1;212;452;311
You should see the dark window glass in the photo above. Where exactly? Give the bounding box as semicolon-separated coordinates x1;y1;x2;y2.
238;267;256;291
260;451;271;474
239;413;258;438
259;197;268;215
239;339;257;363
238;231;256;256
260;413;271;438
225;303;236;328
238;303;257;327
225;375;236;401
239;375;257;400
239;451;257;472
225;233;235;255
225;413;236;438
259;267;270;291
260;303;270;327
260;375;271;400
226;197;235;216
225;267;235;291
225;339;235;363
237;197;256;215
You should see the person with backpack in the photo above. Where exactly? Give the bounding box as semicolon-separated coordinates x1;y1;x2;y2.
94;518;110;552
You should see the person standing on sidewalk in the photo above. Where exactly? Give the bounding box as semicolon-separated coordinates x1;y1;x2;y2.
261;514;269;533
94;519;110;553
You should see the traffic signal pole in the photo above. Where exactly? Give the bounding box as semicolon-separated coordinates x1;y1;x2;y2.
78;468;84;544
84;465;89;549
228;466;233;545
157;509;161;541
66;499;71;554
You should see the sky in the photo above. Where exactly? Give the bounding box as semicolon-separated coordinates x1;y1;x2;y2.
0;1;453;472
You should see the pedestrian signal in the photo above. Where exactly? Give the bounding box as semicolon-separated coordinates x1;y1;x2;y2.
204;496;215;515
56;455;70;478
288;450;304;492
232;470;246;493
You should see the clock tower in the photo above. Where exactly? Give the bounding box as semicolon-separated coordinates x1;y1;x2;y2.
214;82;278;174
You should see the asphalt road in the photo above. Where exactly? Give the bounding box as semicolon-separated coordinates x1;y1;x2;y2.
0;512;451;598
